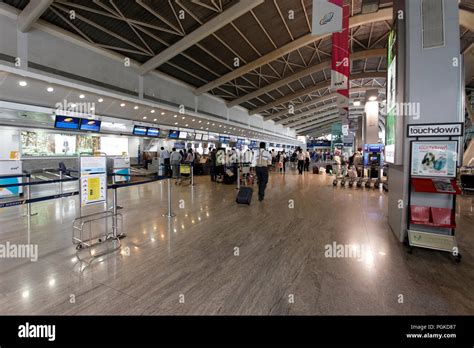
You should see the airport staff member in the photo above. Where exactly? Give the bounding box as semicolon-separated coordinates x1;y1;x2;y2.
160;147;171;177
254;142;272;202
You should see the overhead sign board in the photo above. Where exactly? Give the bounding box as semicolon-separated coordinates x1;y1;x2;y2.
311;0;343;36
407;123;463;137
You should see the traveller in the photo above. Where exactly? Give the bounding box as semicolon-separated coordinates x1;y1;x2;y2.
304;149;310;172
297;149;305;175
209;148;217;182
353;147;363;177
170;148;182;181
185;148;194;164
254;142;272;201
159;146;171;177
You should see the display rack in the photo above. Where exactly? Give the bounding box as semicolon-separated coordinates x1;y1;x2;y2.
406;137;462;262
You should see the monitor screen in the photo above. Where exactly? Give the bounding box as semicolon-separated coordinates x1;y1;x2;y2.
179;131;188;139
55;115;80;130
133;125;147;136
195;133;203;140
168;130;180;139
79;119;101;132
146;127;160;137
202;134;209;141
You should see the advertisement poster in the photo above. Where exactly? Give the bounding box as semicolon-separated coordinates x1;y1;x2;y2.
411;141;457;178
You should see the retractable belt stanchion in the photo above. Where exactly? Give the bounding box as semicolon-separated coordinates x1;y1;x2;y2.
162;177;176;218
191;165;195;186
25;176;38;217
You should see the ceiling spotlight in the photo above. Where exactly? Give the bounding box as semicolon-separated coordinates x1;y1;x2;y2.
134;106;139;110
174;115;177;118
98;98;103;102
206;128;209;130
120;103;125;107
219;125;222;127
143;116;147;120
198;120;202;123
161;112;165;115
182;116;185;119
151;109;155;113
192;119;195;122
19;81;27;87
368;96;377;101
153;118;157;121
185;124;188;127
79;94;85;99
353;101;361;106
206;122;210;125
212;123;215;126
175;122;178;125
46;86;54;92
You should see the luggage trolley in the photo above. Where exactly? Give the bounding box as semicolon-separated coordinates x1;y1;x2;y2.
72;153;122;260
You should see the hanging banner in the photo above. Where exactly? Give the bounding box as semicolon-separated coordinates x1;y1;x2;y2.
312;0;343;36
331;4;350;124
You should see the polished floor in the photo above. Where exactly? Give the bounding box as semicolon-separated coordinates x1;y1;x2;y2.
0;168;473;315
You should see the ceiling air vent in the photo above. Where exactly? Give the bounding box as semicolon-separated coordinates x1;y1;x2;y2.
421;0;444;49
361;0;380;14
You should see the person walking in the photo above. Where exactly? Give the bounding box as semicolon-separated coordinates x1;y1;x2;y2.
304;149;310;172
159;146;171;177
254;142;272;202
170;148;182;183
297;148;305;175
209;148;217;182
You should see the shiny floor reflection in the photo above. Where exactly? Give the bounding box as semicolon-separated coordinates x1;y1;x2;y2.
0;170;473;315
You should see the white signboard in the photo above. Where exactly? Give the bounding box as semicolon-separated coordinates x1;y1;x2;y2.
311;0;343;36
407;123;463;137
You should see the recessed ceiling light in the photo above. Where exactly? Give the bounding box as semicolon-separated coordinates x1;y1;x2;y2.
185;124;188;127
212;123;215;126
120;103;125;107
98;98;103;102
46;86;54;92
182;116;185;119
206;122;210;125
206;128;209;130
353;101;361;106
19;81;27;87
198;120;202;123
143;116;147;120
161;112;165;115
151;109;155;113
192;119;195;122
174;115;177;118
200;127;203;129
174;122;178;125
79;94;85;99
219;125;222;127
153;118;157;121
134;106;139;110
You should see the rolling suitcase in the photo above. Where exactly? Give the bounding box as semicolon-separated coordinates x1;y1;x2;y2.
313;166;319;174
326;164;333;172
236;187;253;205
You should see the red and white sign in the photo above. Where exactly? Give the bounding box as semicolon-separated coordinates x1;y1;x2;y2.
312;0;343;36
331;3;350;123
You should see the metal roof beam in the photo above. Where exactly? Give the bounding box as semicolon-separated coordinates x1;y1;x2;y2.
17;0;53;32
250;72;386;115
195;8;392;95
228;48;386;107
138;0;264;75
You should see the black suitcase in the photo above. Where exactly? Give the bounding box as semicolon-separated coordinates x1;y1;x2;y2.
326;164;333;172
236;187;253;205
223;173;234;184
